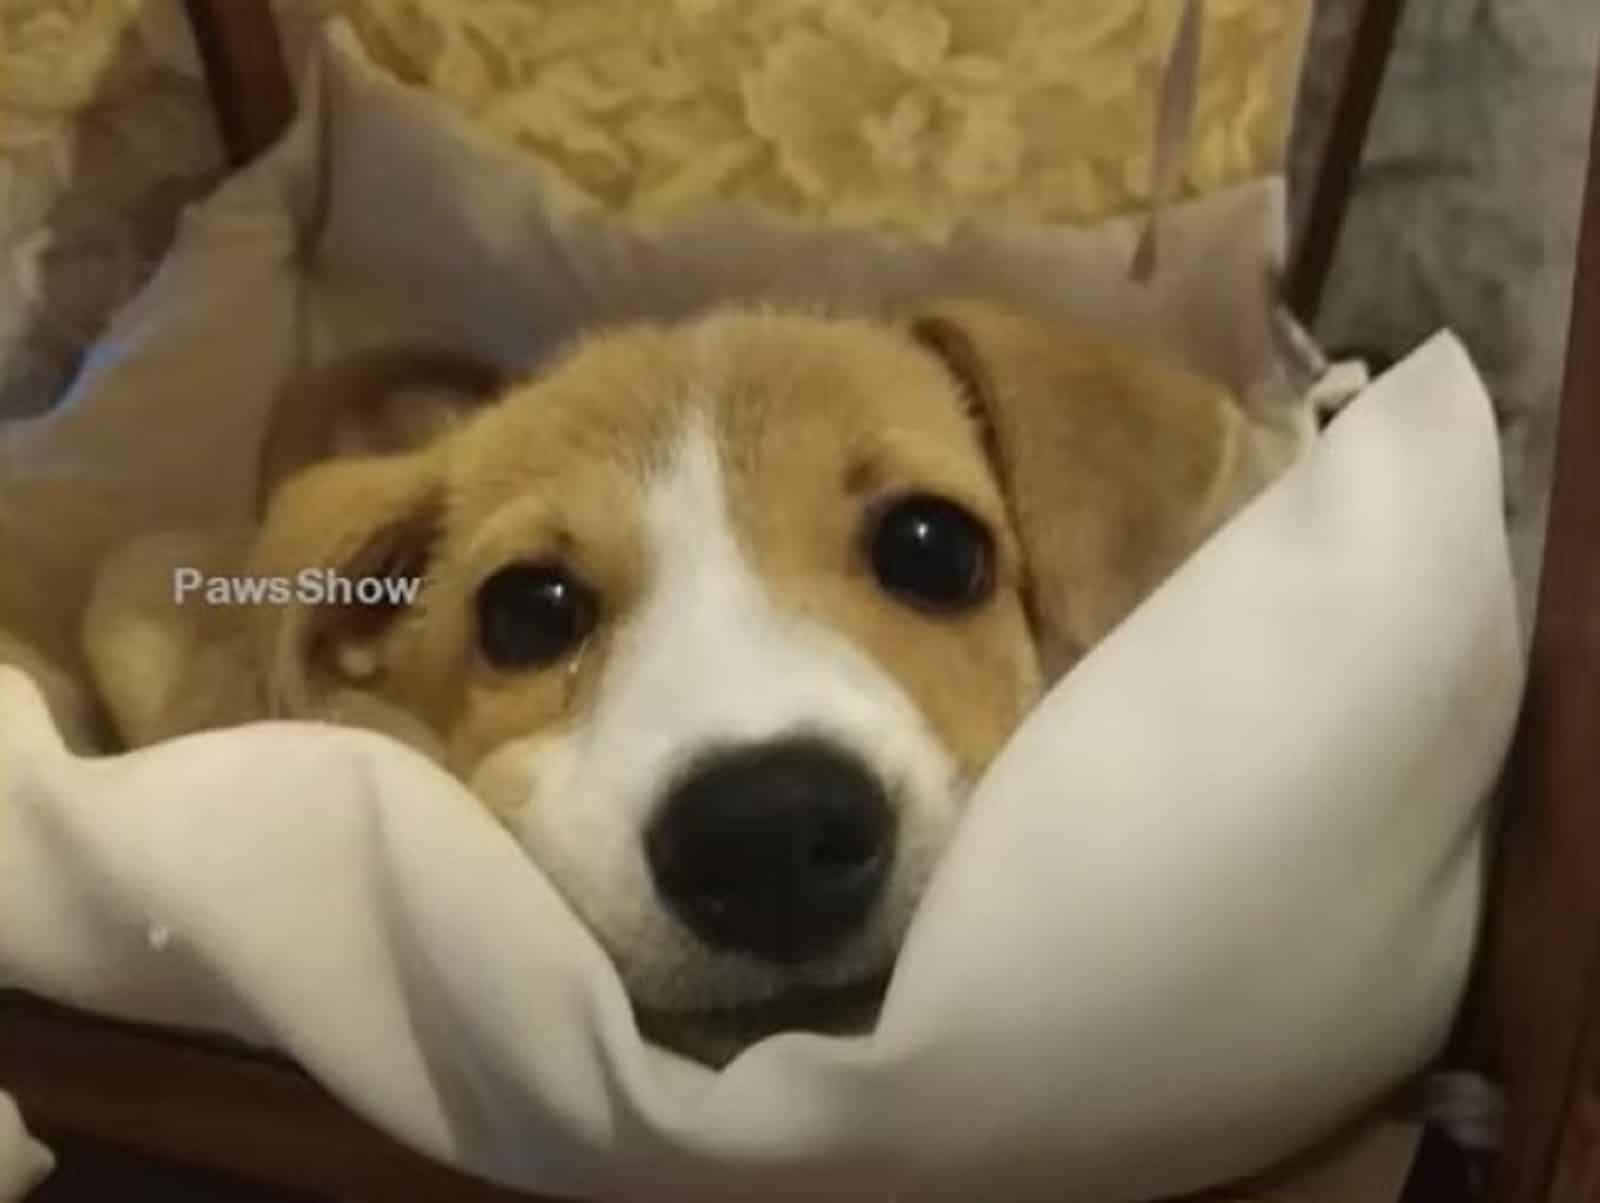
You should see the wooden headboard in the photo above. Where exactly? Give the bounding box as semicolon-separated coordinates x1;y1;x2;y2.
1483;60;1600;1203
182;0;294;169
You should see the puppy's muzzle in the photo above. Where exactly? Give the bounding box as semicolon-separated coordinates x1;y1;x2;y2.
646;737;894;965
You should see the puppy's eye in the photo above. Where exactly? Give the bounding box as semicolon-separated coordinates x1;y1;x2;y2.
867;493;993;613
476;561;597;669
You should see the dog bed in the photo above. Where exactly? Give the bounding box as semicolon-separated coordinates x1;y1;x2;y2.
0;14;1523;1203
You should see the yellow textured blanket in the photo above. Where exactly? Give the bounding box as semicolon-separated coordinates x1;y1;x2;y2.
323;0;1310;233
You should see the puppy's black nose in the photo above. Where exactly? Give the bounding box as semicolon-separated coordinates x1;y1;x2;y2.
646;737;894;965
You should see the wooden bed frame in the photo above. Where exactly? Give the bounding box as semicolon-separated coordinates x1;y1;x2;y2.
6;1;1597;1199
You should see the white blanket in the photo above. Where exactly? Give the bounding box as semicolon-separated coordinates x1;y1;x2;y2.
0;27;1524;1203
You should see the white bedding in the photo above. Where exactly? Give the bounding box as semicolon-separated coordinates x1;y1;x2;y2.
0;25;1524;1203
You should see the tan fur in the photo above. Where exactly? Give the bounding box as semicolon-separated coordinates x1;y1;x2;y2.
910;301;1289;677
229;314;1016;793
255;345;503;512
0;628;107;754
89;300;1296;781
696;313;1037;780
83;530;262;747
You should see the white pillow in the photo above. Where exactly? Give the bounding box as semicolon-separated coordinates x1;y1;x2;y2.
0;24;1523;1203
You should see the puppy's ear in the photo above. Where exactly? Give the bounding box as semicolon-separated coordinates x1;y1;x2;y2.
258;345;502;511
247;451;441;719
909;300;1268;677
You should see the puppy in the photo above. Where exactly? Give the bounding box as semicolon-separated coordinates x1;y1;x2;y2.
84;300;1305;1064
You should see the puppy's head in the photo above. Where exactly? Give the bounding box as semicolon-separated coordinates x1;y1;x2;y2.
255;344;505;513
250;302;1276;1062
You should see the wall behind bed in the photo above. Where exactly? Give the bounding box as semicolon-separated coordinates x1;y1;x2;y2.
1291;0;1600;635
